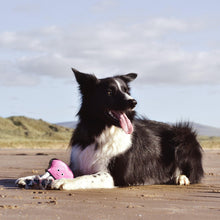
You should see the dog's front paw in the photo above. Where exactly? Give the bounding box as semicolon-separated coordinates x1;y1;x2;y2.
176;175;190;185
41;176;54;189
15;175;40;189
51;179;67;190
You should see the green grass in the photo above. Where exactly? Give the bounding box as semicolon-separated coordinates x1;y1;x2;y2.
0;116;219;149
198;136;220;149
0;116;73;149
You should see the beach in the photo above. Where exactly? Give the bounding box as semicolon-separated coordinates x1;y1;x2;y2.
0;148;219;220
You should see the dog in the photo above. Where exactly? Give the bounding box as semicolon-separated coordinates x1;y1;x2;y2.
16;68;204;190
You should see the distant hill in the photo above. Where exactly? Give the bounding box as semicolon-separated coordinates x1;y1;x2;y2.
57;121;220;137
56;121;78;129
193;123;220;137
0;116;73;148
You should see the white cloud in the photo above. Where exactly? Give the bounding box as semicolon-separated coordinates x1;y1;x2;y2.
18;54;70;77
0;17;220;86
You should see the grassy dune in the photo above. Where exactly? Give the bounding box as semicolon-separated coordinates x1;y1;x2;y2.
198;136;220;149
0;116;73;149
0;116;219;149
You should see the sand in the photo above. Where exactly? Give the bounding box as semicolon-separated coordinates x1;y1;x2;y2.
0;148;220;220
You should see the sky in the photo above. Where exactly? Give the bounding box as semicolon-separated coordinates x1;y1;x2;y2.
1;0;220;127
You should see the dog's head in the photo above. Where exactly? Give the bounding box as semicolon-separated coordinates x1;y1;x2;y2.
72;68;137;134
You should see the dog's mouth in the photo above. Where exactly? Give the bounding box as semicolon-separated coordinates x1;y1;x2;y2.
107;110;133;134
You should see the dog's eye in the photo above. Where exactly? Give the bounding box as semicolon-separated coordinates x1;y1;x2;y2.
107;89;113;96
122;87;128;93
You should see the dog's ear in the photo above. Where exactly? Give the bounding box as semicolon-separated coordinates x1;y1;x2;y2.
72;68;99;93
119;73;137;83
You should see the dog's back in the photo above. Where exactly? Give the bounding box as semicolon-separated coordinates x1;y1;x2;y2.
108;119;203;186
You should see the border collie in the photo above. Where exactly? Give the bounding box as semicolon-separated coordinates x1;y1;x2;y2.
16;68;204;190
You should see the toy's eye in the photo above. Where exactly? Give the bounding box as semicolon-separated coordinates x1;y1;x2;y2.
61;173;64;176
57;169;60;171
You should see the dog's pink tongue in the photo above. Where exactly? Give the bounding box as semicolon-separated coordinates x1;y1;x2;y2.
119;112;133;134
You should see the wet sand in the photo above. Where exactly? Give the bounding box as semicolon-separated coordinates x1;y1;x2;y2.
0;148;219;220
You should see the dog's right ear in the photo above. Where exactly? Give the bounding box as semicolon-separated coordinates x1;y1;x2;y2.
72;68;99;93
120;73;137;83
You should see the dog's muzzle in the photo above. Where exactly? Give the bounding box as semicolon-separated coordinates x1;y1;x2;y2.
127;99;137;109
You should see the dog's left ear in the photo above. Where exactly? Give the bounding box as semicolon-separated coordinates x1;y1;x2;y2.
119;73;137;83
72;68;99;93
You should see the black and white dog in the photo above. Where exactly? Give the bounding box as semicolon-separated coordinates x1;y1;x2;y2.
16;69;204;190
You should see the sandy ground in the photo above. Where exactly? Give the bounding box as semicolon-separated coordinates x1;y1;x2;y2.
0;148;220;220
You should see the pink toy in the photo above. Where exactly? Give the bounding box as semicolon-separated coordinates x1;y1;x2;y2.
47;159;74;180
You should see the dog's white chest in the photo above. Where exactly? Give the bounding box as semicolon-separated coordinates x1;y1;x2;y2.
70;126;132;175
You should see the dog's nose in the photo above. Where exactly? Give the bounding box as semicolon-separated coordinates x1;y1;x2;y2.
128;99;137;109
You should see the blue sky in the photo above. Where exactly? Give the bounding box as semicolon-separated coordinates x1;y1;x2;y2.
1;0;220;127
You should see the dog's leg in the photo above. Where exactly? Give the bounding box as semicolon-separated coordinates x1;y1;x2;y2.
173;168;190;186
51;172;114;190
175;175;190;186
15;172;54;189
16;175;40;189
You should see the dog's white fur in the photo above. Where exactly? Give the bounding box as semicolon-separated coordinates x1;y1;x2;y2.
176;175;190;185
70;126;132;174
52;172;114;190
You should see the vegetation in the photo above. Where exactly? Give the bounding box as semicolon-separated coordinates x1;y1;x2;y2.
198;136;220;149
0;116;219;149
0;116;73;149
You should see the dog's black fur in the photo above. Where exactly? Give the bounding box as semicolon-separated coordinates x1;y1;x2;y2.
69;68;204;186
